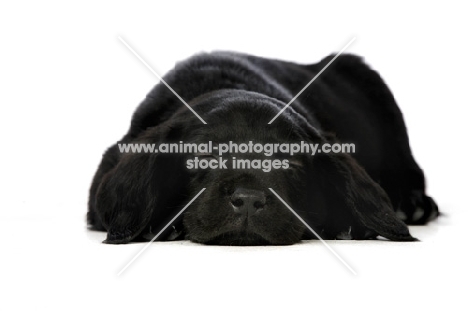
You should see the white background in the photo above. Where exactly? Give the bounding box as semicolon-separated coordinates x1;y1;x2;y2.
1;1;467;310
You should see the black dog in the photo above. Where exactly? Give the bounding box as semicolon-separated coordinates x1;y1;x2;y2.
88;51;439;245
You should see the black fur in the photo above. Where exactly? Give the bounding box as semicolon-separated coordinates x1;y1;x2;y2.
88;51;438;245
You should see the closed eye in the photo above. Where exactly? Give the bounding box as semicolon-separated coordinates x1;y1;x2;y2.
194;153;218;159
288;159;304;168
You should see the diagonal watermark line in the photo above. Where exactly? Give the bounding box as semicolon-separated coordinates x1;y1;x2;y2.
118;36;207;125
117;188;206;276
268;37;356;124
268;188;357;275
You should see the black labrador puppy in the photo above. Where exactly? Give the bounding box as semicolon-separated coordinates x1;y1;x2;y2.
88;52;439;245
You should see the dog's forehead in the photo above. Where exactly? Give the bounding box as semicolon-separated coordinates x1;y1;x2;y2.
186;120;298;143
172;89;320;143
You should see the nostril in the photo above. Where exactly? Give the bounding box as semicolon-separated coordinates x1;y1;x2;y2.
253;201;265;209
232;198;244;207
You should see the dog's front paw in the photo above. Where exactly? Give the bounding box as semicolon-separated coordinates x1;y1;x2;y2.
397;191;439;225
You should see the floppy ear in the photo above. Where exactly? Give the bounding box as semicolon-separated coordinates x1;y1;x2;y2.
314;152;416;241
95;152;158;244
94;124;191;244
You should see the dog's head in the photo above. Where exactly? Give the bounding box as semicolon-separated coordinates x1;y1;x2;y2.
97;89;414;245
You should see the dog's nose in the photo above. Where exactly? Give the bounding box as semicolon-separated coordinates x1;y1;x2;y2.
230;188;266;215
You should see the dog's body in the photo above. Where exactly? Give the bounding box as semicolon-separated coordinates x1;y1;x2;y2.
88;52;438;245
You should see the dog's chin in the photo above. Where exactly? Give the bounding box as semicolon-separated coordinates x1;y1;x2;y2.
202;231;272;246
190;228;302;246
